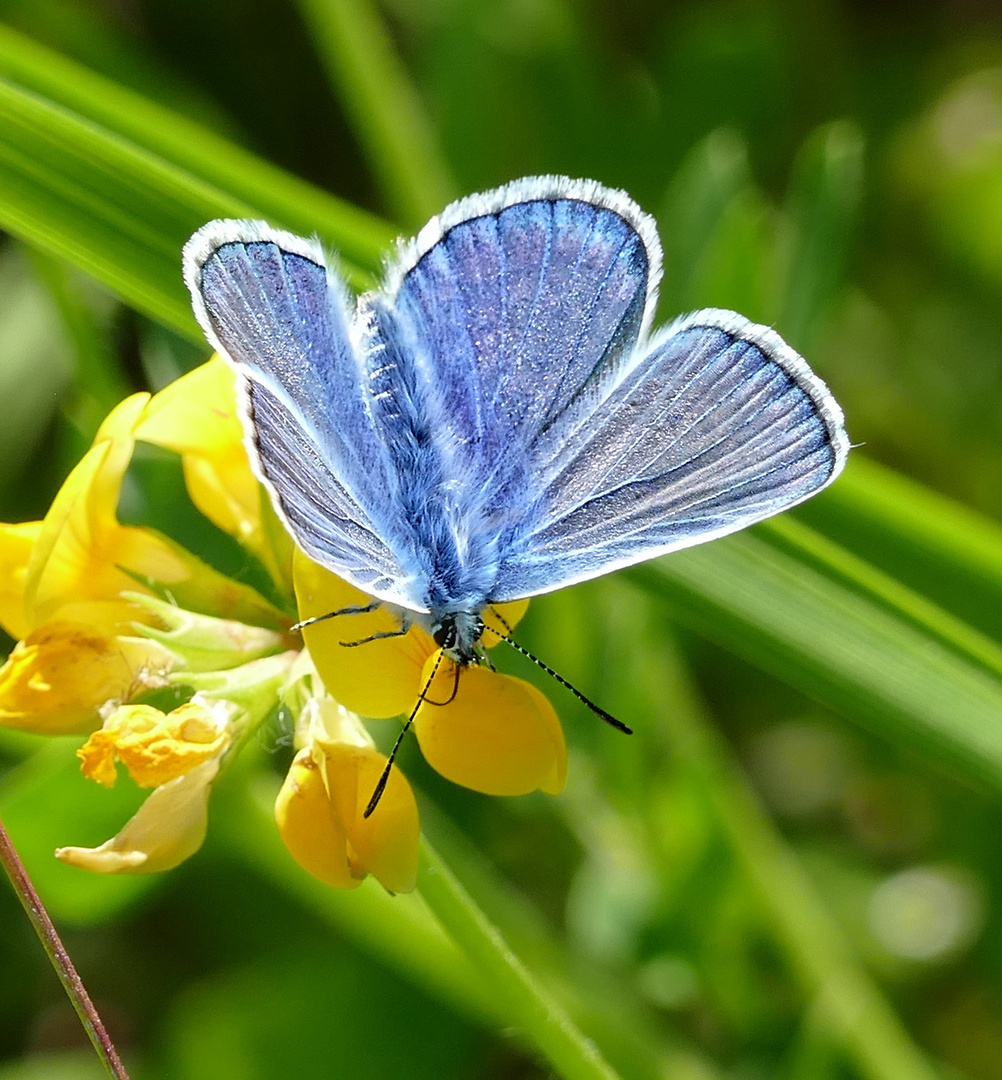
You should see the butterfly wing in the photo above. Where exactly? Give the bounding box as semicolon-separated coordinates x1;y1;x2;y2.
379;177;660;452
490;308;848;600
182;220;422;608
358;177;664;608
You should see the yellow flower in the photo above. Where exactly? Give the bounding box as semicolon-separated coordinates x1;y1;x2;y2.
56;757;220;874
275;695;419;893
57;654;295;876
77;698;233;789
0;622;174;736
293;551;567;799
23;388;286;636
0;376;290;739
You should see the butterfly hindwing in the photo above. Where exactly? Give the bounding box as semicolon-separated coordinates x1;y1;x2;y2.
490;309;847;600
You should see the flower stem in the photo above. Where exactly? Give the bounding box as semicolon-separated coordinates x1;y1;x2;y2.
417;836;624;1080
0;815;130;1080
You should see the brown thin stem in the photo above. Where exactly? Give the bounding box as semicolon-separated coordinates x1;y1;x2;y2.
0;814;130;1080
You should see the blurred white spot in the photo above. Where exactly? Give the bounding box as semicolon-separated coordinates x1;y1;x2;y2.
868;866;983;962
748;720;851;818
932;71;1002;163
566;853;658;964
636;954;700;1010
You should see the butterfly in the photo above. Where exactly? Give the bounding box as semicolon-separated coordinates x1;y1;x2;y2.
183;175;848;673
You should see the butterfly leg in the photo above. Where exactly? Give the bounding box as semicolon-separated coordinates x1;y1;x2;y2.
291;602;382;632
339;627;411;647
339;612;412;648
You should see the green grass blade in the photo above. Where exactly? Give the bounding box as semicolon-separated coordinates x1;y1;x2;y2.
0;75;380;338
417;837;623;1080
779;120;864;353
630;530;1002;794
798;454;1002;642
0;76;252;336
296;0;457;226
0;22;394;268
760;513;1002;684
658;129;753;314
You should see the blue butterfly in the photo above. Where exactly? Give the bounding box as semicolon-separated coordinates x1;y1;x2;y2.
183;176;848;669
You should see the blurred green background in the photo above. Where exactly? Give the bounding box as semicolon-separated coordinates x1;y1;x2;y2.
3;1;1002;1078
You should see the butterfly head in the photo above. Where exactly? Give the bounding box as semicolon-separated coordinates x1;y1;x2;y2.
431;609;484;667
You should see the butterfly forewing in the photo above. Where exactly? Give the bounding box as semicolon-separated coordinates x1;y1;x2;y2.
384;193;655;451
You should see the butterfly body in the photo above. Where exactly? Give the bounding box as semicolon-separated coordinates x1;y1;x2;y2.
183;176;848;642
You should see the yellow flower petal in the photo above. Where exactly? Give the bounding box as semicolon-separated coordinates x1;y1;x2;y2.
24;395;150;627
55;757;219;873
0;622;173;735
276;733;420;893
135;359;257;538
274;748;357;889
414;660;567;797
77;700;230;789
0;520;41;640
294;550;434;718
324;743;419;894
481;599;529;646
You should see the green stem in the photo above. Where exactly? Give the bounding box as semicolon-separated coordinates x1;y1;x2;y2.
0;815;130;1080
417;836;624;1080
296;0;457;226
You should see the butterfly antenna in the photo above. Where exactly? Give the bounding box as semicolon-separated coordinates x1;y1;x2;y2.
486;607;632;735
364;649;448;818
